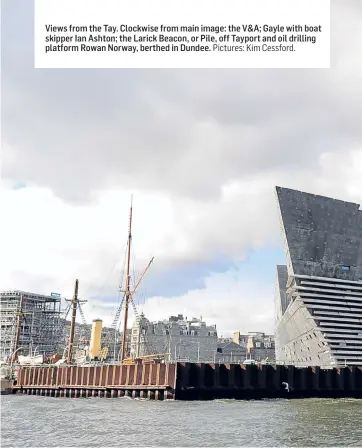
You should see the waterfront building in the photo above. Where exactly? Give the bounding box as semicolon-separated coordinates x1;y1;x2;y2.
0;290;61;359
233;331;275;362
216;340;246;363
275;186;362;367
131;314;218;362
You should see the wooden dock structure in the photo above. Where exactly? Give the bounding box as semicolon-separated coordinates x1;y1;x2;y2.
11;363;362;400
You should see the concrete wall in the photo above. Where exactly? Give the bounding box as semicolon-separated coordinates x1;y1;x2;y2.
275;265;289;324
275;186;362;281
275;187;362;367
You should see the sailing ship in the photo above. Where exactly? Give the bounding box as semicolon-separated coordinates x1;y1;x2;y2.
115;196;169;364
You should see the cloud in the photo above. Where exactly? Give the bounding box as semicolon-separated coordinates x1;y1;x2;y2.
2;1;362;203
85;264;277;336
1;0;362;333
1;148;361;332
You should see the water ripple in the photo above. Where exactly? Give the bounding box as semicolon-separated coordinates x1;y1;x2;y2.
1;396;362;447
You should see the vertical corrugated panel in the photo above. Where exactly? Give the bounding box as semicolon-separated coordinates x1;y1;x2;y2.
100;366;106;386
107;365;114;385
234;364;242;388
28;368;33;385
125;365;131;385
170;364;177;389
40;368;45;385
150;364;157;385
66;367;72;385
142;364;149;385
158;364;165;385
135;364;143;385
89;366;95;386
17;368;23;385
115;365;121;385
34;368;40;385
121;365;127;384
94;366;100;386
129;365;135;385
132;364;138;385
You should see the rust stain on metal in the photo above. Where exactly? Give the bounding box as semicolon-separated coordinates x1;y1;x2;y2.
14;363;177;400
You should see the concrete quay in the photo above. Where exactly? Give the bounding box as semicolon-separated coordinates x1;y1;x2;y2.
11;363;362;400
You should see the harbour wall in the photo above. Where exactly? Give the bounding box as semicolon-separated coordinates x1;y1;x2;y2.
176;363;362;399
12;363;362;400
14;362;177;400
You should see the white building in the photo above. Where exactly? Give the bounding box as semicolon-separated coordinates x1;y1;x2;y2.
131;314;218;362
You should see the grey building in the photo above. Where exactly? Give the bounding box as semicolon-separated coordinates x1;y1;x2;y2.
247;333;275;362
131;314;218;362
275;186;362;367
0;290;61;359
233;331;275;362
216;341;246;363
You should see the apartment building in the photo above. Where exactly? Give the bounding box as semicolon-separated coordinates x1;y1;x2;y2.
233;331;275;362
131;314;218;362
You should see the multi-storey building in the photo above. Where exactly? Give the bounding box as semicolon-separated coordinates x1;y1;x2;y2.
275;186;362;367
247;332;275;362
0;290;61;359
216;340;246;363
131;314;218;362
233;331;275;362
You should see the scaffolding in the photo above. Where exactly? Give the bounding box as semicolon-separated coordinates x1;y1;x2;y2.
0;290;61;359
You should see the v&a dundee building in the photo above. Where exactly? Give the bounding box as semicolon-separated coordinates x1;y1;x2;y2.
275;187;362;367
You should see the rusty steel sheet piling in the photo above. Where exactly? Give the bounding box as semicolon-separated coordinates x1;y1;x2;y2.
14;362;177;400
12;363;362;400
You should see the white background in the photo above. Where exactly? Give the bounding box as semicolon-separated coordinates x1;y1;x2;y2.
34;0;330;69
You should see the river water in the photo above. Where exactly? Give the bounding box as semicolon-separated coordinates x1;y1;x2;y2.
1;395;362;447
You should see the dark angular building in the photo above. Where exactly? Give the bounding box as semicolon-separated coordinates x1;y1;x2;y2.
275;186;362;367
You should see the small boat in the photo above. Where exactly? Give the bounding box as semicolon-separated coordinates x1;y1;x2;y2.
243;359;256;365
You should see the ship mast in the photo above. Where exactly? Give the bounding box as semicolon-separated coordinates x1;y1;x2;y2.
120;195;133;362
65;279;87;363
